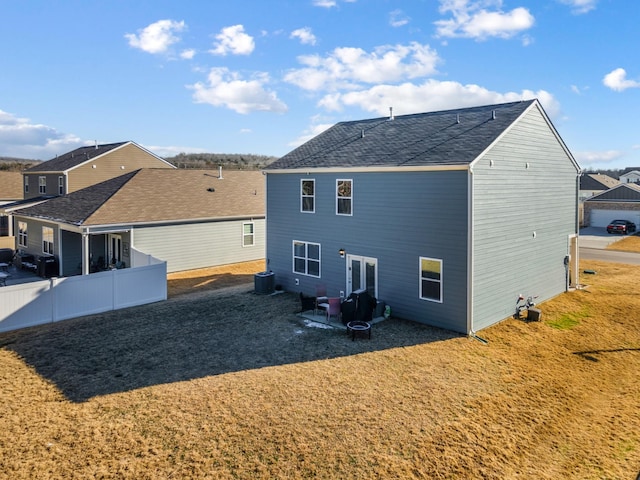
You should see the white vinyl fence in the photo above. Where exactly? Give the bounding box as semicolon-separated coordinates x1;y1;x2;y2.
0;261;167;333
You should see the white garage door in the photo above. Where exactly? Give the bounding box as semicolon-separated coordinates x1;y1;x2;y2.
591;209;640;227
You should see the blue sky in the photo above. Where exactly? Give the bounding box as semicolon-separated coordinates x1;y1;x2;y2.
1;0;638;170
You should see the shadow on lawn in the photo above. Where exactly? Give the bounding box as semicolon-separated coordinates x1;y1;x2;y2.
0;290;459;402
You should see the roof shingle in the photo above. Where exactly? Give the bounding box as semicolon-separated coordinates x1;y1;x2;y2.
267;100;536;170
13;169;265;226
26;142;129;172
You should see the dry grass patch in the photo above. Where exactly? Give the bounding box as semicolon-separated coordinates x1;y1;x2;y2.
1;259;639;479
606;234;640;253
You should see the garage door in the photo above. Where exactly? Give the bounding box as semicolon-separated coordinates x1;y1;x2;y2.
590;209;640;227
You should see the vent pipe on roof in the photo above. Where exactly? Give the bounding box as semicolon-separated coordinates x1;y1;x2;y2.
361;129;365;138
492;110;496;120
456;113;460;124
95;140;98;149
389;107;394;121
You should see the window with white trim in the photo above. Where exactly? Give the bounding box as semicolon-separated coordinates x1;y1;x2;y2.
301;179;315;213
293;240;320;277
39;176;46;194
336;179;352;215
18;221;27;247
58;176;64;195
24;176;29;194
243;222;255;247
420;257;443;303
42;226;54;255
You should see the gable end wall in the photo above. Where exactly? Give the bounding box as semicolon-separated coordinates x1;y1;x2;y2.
471;106;578;331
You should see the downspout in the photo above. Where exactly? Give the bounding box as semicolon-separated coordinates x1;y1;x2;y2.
573;171;582;288
467;165;475;336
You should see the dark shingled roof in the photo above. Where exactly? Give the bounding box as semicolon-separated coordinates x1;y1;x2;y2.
15;171;137;225
26;142;129;172
266;100;536;170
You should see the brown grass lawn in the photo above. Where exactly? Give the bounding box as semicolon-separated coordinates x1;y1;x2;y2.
1;258;639;479
607;234;640;253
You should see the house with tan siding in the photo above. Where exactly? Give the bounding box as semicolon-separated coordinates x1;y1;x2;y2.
10;169;265;276
22;141;174;200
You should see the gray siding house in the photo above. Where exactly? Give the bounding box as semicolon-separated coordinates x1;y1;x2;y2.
264;100;581;334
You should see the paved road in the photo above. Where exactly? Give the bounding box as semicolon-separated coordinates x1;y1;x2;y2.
579;227;640;265
580;247;640;265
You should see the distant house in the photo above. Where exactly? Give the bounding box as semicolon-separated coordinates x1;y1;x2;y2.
10;169;265;276
579;173;619;201
619;169;640;184
578;173;620;227
22;141;174;200
264;100;581;334
0;172;23;236
583;183;640;228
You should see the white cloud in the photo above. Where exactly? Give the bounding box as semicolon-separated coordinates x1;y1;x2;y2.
125;19;186;54
291;27;317;46
316;80;559;118
0;109;83;159
574;150;623;166
435;0;534;40
180;49;196;60
558;0;597;15
284;42;440;91
210;25;255;56
603;68;640;92
389;9;410;27
288;119;334;148
312;0;357;7
188;67;288;114
312;0;337;7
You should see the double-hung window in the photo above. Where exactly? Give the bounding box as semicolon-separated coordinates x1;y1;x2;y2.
39;176;46;194
243;222;255;247
301;179;315;213
336;179;352;215
18;221;27;247
58;176;64;195
293;240;320;277
420;257;443;303
24;177;29;194
42;226;54;255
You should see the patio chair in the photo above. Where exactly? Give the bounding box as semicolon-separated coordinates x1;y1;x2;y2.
314;284;328;314
324;297;341;322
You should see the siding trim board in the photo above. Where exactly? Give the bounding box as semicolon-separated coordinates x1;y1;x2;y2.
265;165;470;174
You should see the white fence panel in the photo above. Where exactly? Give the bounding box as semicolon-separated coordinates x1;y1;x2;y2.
53;272;116;322
114;264;167;309
0;260;167;333
0;280;54;332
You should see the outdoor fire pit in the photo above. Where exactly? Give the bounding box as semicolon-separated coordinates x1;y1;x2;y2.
346;320;371;341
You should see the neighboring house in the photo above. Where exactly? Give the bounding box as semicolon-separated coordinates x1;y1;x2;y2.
583;183;640;228
0;171;23;236
579;173;619;201
10;169;265;275
264;100;581;334
578;173;620;227
22;141;174;200
619;169;640;184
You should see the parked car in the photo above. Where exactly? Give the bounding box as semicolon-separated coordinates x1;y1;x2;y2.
606;219;636;234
